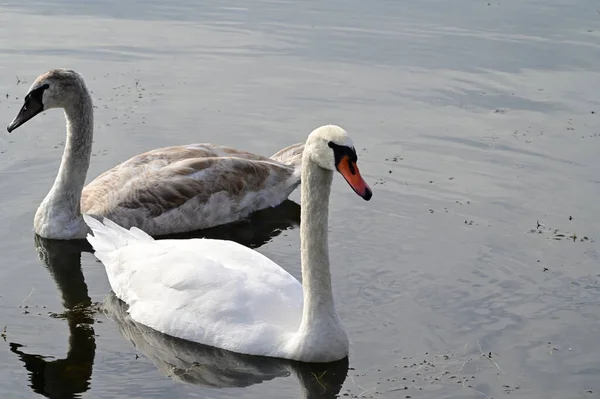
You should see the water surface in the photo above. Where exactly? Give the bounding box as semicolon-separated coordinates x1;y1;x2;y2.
0;1;599;398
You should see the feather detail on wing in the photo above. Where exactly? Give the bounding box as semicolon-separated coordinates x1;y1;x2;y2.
270;143;305;169
84;216;304;357
80;143;302;235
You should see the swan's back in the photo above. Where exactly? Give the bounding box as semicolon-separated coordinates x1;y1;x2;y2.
81;143;302;236
85;215;304;357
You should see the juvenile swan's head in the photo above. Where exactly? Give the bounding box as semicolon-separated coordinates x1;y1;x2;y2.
305;125;372;201
7;69;88;133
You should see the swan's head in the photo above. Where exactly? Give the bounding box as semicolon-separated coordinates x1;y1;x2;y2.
306;125;372;201
7;69;87;133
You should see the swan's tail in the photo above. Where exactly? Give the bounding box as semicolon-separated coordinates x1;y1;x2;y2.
83;214;154;255
270;143;305;170
83;215;155;301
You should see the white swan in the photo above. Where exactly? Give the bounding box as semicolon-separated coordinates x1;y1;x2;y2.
7;69;305;240
84;125;372;363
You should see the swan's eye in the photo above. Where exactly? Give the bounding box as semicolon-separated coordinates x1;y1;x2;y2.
22;92;34;111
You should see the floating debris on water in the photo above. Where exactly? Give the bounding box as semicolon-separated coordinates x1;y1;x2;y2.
338;344;517;398
528;221;594;242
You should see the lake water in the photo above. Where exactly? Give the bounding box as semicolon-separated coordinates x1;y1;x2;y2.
0;0;599;398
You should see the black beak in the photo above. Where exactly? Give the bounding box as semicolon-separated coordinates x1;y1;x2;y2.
7;98;44;133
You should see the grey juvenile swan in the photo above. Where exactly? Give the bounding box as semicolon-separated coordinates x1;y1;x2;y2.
7;69;305;240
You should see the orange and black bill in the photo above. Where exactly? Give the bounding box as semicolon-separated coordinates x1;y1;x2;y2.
336;155;372;201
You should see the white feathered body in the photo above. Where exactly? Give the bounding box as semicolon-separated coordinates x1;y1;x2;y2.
84;125;365;363
85;215;306;359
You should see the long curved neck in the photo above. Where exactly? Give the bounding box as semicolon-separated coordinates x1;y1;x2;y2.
297;155;339;333
36;89;93;238
57;96;94;201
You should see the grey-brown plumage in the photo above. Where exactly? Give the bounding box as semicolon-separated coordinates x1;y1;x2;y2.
8;69;304;240
81;143;304;236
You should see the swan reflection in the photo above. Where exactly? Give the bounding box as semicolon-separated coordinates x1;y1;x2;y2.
11;200;302;398
11;236;95;399
104;291;348;397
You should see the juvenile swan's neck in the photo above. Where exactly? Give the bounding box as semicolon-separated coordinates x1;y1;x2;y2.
294;154;348;361
35;88;93;239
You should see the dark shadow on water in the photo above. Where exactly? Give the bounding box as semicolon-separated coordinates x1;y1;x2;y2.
9;200;302;399
155;199;301;247
10;236;96;399
40;199;301;254
104;291;348;398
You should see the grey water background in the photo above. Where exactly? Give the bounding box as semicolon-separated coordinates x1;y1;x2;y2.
0;0;599;398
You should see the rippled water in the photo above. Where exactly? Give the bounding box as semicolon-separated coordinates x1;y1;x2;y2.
0;1;599;398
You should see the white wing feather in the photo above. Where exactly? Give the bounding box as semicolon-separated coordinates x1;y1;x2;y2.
85;215;304;357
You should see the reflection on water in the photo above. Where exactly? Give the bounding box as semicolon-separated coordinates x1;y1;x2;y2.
10;237;95;399
1;0;600;398
157;199;301;248
103;292;348;398
9;322;95;399
33;237;93;309
9;200;301;399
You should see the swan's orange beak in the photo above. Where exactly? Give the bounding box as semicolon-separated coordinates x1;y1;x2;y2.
336;156;372;201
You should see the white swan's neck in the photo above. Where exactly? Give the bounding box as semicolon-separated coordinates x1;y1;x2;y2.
35;91;93;239
293;154;348;361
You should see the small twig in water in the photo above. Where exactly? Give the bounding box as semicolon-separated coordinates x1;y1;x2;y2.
311;370;328;393
357;387;377;397
477;340;503;373
20;288;34;306
537;220;545;229
457;341;470;372
348;371;374;397
467;384;494;399
457;358;470;373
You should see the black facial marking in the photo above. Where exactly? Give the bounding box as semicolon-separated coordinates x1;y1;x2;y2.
22;84;49;111
29;84;49;103
6;83;50;133
328;141;358;172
